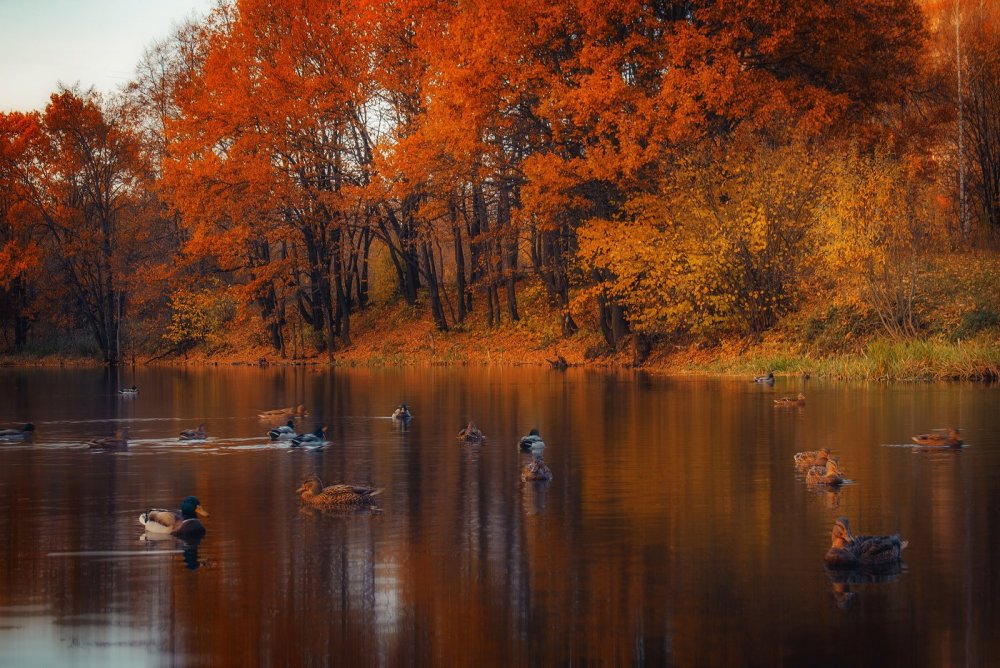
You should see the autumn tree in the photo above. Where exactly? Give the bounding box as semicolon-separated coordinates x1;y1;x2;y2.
164;0;391;356
0;112;43;349
0;89;154;364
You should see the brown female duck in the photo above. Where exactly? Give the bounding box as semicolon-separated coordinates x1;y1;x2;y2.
911;427;962;447
806;458;844;486
521;455;553;482
774;393;806;407
258;404;309;420
458;422;486;444
793;447;831;472
296;475;381;507
88;429;128;451
825;517;907;568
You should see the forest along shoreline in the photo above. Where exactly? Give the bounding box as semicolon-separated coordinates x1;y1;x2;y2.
3;283;997;382
2;4;999;381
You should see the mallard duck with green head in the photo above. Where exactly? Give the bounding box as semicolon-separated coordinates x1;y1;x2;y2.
291;425;327;447
392;404;412;421
825;517;907;568
268;420;296;440
139;496;209;538
518;428;545;451
0;423;35;441
179;424;207;441
297;475;381;507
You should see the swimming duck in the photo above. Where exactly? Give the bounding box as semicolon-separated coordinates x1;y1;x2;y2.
139;496;209;538
119;385;139;395
793;447;831;472
0;423;35;441
754;372;775;384
911;427;962;447
291;425;327;447
518;428;545;451
392;404;412;420
824;517;907;569
88;430;128;451
458;421;485;444
521;455;553;482
296;475;381;507
258;404;308;420
806;458;844;486
179;424;207;441
268;419;296;440
774;393;806;407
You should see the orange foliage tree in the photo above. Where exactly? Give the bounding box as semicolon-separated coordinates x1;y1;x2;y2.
0;89;155;363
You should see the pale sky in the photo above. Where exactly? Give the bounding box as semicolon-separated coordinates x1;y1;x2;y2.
0;0;215;112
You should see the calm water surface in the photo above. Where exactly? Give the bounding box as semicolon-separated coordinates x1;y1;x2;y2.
0;366;998;665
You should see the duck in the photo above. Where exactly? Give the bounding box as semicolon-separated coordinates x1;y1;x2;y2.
179;423;207;441
296;475;381;507
521;455;553;482
268;419;296;440
458;421;485;444
774;393;806;407
806;458;844;486
0;423;35;441
291;425;327;447
139;496;209;538
391;404;412;421
119;385;139;395
258;404;308;420
518;428;546;451
753;372;775;384
824;517;907;569
911;427;962;447
88;430;128;451
793;447;831;472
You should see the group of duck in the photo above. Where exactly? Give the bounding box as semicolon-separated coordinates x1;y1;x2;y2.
763;369;965;580
294;405;553;512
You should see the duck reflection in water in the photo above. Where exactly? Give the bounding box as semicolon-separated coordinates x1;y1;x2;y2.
825;563;905;610
140;532;205;570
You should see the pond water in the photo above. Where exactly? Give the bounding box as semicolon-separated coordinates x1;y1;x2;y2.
0;366;998;665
